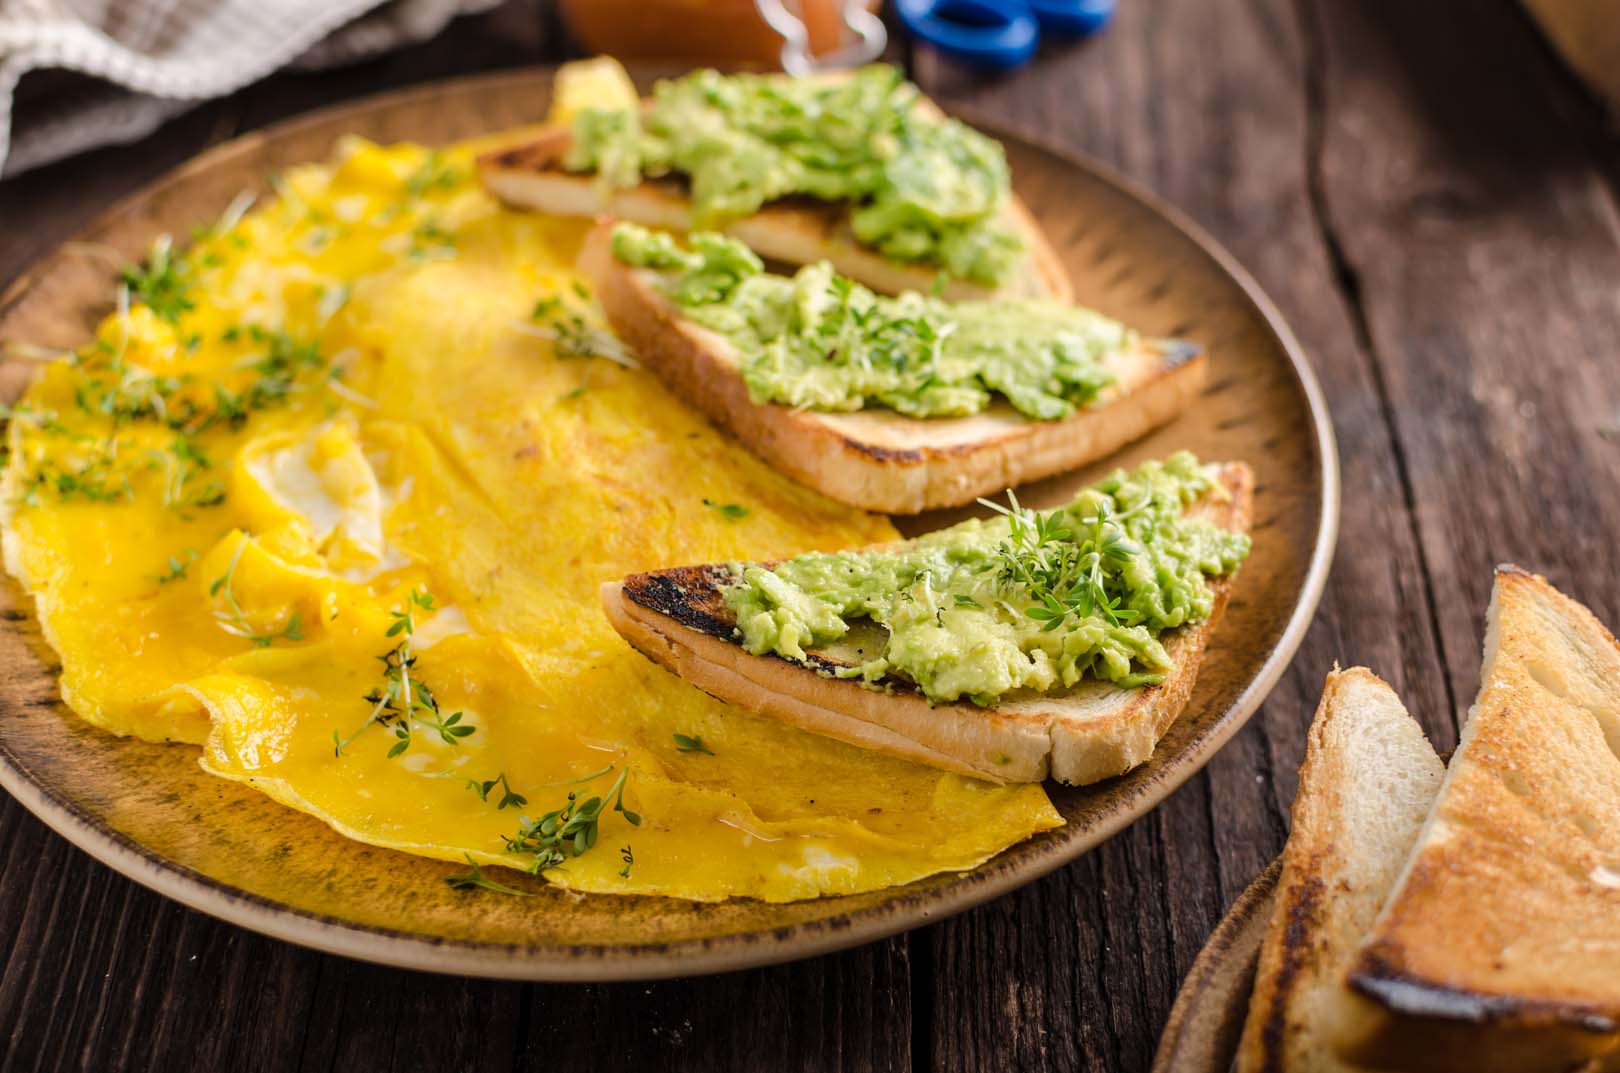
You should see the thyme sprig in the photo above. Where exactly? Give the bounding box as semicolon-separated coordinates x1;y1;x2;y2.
702;498;748;520
209;537;304;647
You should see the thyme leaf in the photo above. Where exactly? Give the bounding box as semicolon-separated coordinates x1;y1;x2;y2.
673;732;714;755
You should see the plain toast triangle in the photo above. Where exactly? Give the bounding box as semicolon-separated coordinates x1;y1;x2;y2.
1234;667;1445;1073
1337;566;1620;1073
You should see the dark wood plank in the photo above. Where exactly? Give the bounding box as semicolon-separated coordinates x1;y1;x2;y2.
910;0;1468;1067
1306;0;1620;717
516;940;912;1073
3;1;1615;1070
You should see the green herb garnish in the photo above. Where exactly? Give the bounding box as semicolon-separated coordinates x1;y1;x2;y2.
520;291;638;367
442;771;528;811
702;498;748;520
121;236;193;323
333;587;475;758
504;767;641;872
981;491;1141;631
445;855;532;897
154;549;198;584
209;537;304;648
673;733;714;755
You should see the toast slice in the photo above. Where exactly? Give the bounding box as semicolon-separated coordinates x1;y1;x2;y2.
1335;567;1620;1073
477;100;1071;304
1233;667;1446;1073
577;221;1206;515
601;462;1251;786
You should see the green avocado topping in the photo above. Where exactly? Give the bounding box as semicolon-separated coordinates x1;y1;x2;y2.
565;65;1024;286
721;453;1251;706
611;223;1131;421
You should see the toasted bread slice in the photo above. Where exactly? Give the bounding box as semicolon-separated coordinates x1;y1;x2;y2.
576;221;1206;514
1233;667;1445;1073
477;107;1070;303
1335;567;1620;1073
601;463;1251;786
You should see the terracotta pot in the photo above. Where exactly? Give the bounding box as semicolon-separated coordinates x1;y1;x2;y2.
559;0;880;68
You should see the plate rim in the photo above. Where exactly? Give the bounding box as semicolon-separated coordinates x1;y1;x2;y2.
1152;856;1283;1072
0;66;1340;981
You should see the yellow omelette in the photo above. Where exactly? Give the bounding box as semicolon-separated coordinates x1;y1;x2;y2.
0;120;1060;902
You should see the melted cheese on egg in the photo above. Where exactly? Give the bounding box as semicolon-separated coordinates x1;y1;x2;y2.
0;138;1061;902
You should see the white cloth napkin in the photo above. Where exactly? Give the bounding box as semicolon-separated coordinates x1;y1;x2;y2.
0;0;499;178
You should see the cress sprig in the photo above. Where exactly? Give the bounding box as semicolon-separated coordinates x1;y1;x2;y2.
333;587;476;758
208;536;304;648
978;490;1144;631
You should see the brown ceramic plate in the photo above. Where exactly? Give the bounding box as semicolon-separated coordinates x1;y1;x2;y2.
1153;859;1282;1072
0;69;1336;980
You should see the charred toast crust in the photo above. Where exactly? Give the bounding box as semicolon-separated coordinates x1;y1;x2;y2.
1253;865;1328;1073
620;562;925;694
1350;953;1620;1034
619;565;735;639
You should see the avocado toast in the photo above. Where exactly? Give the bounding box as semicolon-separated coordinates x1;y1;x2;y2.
479;64;1071;302
604;455;1253;785
579;221;1207;514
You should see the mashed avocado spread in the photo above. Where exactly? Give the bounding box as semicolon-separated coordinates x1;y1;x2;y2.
722;453;1251;705
612;223;1130;421
566;65;1024;286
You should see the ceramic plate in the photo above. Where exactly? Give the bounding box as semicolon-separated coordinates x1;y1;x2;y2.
1153;859;1282;1071
0;69;1336;980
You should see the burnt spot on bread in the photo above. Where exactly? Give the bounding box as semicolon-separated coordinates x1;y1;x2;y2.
1256;868;1326;1073
621;565;739;639
477;130;571;173
837;436;927;464
624;564;926;695
1157;339;1203;370
1350;949;1620;1034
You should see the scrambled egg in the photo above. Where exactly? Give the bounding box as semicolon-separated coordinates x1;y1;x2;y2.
0;135;1061;902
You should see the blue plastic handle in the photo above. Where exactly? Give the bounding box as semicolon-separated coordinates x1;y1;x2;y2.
895;0;1038;71
1028;0;1114;36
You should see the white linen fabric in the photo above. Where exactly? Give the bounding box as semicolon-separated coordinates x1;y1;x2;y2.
0;0;498;177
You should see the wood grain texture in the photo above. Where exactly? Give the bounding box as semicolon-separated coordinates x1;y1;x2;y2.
0;0;1615;1069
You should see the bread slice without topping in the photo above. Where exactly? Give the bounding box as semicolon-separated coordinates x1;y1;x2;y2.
601;462;1251;786
1334;566;1620;1073
1233;667;1445;1073
576;221;1206;515
477;121;1071;304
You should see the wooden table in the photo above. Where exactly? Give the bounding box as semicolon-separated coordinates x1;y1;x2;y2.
2;1;1616;1069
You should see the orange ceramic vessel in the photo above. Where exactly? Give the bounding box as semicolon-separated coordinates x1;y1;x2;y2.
559;0;878;68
